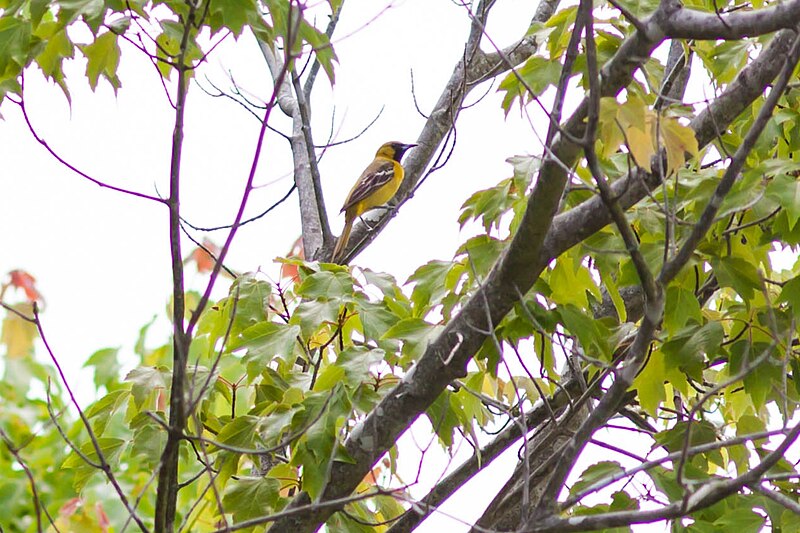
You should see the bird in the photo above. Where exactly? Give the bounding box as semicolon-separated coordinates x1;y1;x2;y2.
332;141;417;262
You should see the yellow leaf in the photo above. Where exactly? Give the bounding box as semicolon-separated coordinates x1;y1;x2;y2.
598;94;659;170
617;94;648;131
598;97;625;157
1;303;37;358
632;350;666;416
660;117;699;174
626;126;655;171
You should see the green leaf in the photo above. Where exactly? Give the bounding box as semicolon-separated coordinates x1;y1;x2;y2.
129;411;167;468
124;366;169;409
778;275;800;318
662;322;724;380
609;490;639;512
426;391;459;448
457;235;505;280
84;389;129;436
406;260;457;314
260;405;299;445
569;461;624;496
559;305;610;360
696;38;752;85
296;270;353;300
498;56;562;114
34;26;73;102
459;178;513;232
30;0;51;28
598;269;627;323
154;19;203;79
711;256;763;302
80;31;121;92
314;364;346;392
653;420;717;454
296;389;349;498
354;299;402;342
646;466;683;502
233;322;301;370
299;18;336;84
107;15;131;35
663;285;702;333
361;268;402;299
0;16;31;73
209;0;259;37
330;347;385;388
633;350;666;417
767;172;800;228
222;477;281;523
292;298;340;337
727;340;780;412
227;273;271;336
62;438;126;491
216;415;261;449
713;508;765;533
383;318;442;362
549;256;599;309
57;0;105;28
83;347;122;390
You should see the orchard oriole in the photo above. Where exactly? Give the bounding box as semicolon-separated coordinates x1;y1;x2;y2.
332;141;417;262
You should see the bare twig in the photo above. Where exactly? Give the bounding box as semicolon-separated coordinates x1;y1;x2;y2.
35;307;150;532
12;77;166;204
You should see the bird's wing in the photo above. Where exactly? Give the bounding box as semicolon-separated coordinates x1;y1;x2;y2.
341;159;396;212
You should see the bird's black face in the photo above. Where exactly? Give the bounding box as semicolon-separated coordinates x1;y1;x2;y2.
392;142;417;161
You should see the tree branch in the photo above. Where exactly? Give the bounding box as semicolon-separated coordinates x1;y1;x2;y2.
259;40;330;259
663;0;800;40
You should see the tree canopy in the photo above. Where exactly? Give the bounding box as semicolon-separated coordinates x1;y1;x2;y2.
2;0;800;532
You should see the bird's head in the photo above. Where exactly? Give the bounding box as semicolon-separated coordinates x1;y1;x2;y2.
376;141;417;162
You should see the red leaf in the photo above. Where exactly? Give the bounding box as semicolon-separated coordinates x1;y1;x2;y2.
95;503;110;532
188;239;221;274
280;237;304;281
8;270;43;303
59;498;81;517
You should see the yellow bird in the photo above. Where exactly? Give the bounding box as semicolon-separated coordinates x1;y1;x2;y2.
332;141;417;262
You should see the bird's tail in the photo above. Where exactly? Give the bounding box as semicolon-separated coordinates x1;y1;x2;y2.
332;219;353;263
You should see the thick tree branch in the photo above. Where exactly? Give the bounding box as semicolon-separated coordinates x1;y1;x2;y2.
523;420;800;532
155;4;198;530
259;41;331;259
386;376;585;533
663;0;800;40
390;265;651;532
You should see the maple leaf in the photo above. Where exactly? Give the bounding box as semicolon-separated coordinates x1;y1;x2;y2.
187;239;221;273
280;236;304;281
8;269;44;303
1;302;37;358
